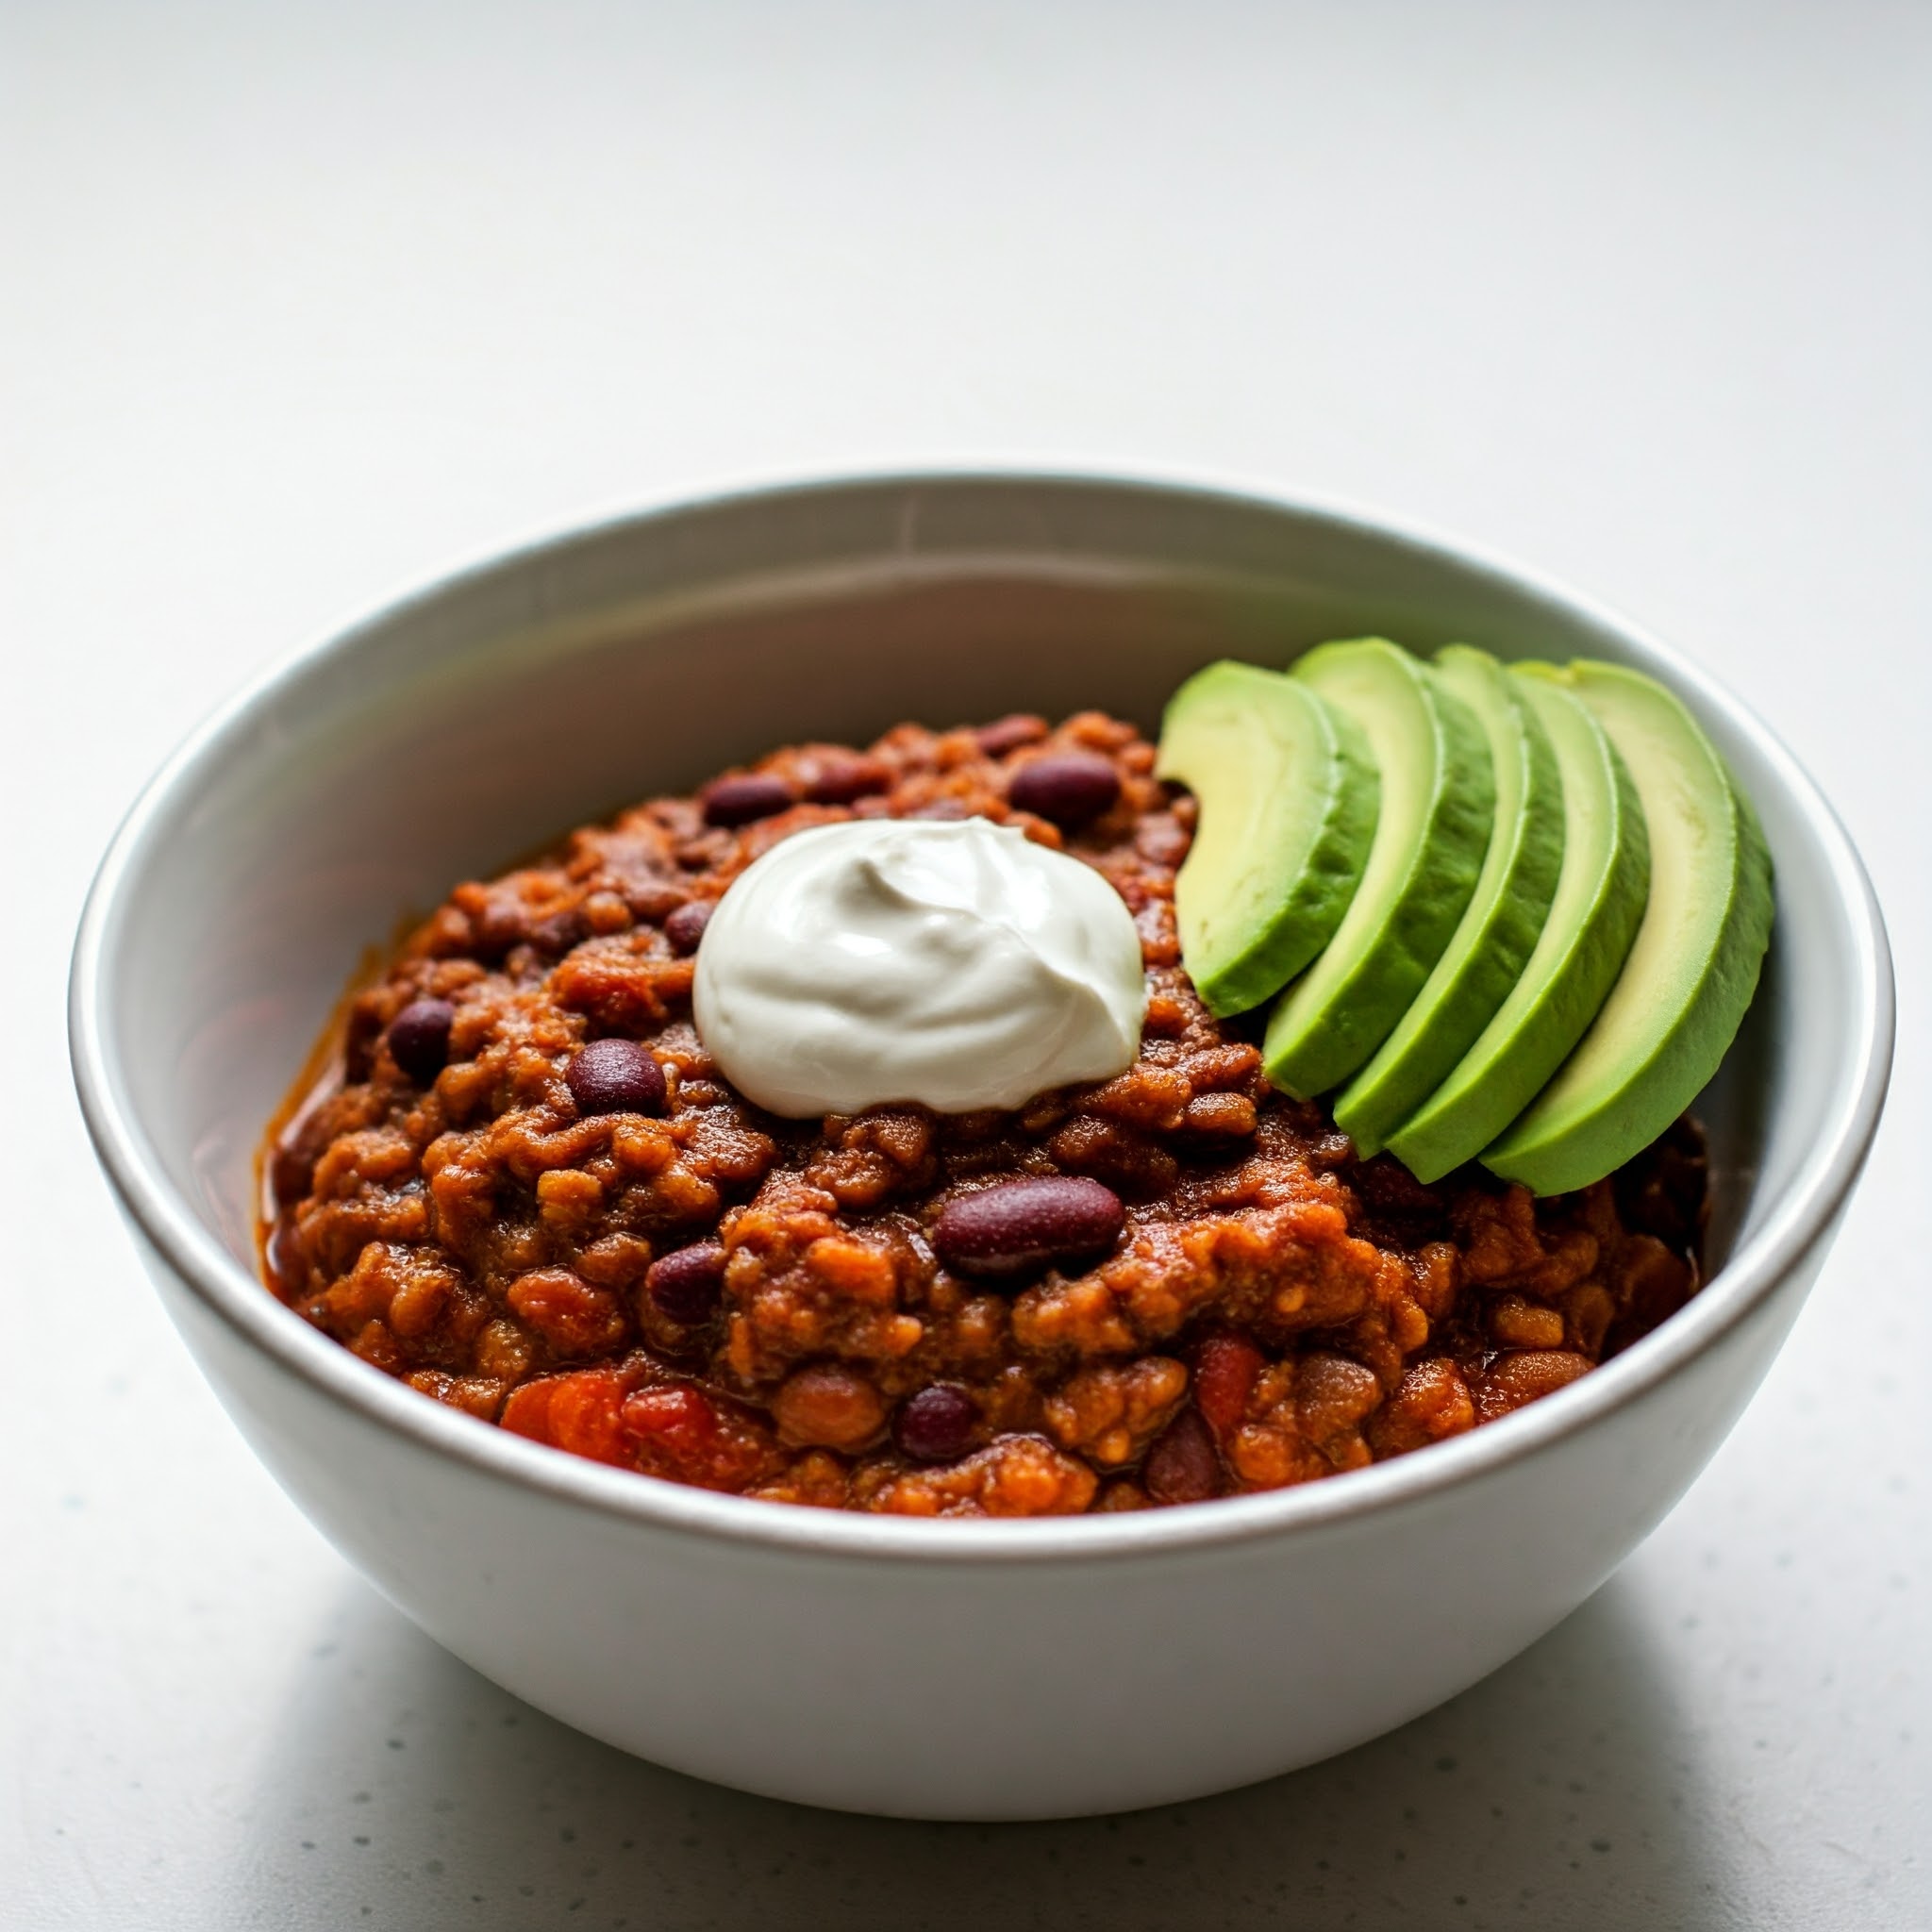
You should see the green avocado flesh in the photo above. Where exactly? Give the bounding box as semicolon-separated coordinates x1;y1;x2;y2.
1333;646;1566;1158
1156;660;1379;1017
1482;662;1774;1195
1386;671;1650;1185
1262;640;1496;1098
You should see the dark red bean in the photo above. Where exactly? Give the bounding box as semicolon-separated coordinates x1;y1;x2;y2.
701;773;794;827
646;1241;726;1324
1143;1407;1223;1506
567;1038;667;1116
528;907;583;956
468;901;527;964
932;1176;1125;1279
663;900;713;956
1008;751;1121;828
806;756;891;805
894;1384;979;1462
974;713;1048;757
388;997;456;1084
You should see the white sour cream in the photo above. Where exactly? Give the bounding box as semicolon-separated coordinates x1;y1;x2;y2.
691;816;1146;1117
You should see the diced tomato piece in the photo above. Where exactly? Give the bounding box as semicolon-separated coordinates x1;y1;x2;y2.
501;1366;633;1466
621;1384;773;1491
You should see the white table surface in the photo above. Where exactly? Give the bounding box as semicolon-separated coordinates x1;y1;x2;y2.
5;3;1927;1925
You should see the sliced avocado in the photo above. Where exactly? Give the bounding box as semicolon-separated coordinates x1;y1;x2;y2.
1261;640;1496;1097
1483;662;1774;1194
1333;646;1566;1157
1156;660;1378;1017
1386;672;1649;1184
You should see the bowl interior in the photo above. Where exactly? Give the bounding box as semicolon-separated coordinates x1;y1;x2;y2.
92;475;1854;1362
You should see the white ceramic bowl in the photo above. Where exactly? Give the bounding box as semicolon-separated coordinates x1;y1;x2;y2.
70;473;1892;1820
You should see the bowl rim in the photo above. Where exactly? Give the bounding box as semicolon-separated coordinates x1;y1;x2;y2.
67;463;1895;1566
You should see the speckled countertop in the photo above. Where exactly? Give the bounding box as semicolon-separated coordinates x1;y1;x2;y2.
4;3;1926;1925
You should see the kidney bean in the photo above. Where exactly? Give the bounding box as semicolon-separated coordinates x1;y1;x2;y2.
1143;1407;1222;1505
567;1038;668;1116
468;898;530;964
1192;1332;1266;1443
974;713;1048;757
701;773;794;827
1008;751;1120;828
388;997;455;1084
647;1241;727;1324
893;1384;979;1462
528;907;583;956
932;1176;1125;1279
806;755;891;804
663;899;713;956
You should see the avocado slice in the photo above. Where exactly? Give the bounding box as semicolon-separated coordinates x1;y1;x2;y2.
1482;662;1774;1194
1333;645;1566;1157
1261;640;1496;1097
1156;660;1379;1017
1385;672;1649;1184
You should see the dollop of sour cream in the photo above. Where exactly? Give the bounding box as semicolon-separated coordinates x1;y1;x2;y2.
692;817;1146;1117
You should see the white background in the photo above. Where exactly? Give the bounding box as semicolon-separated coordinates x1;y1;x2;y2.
3;3;1927;1925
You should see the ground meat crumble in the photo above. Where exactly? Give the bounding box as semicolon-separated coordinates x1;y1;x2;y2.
263;709;1707;1517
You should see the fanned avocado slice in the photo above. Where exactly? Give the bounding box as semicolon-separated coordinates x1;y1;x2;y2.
1156;660;1378;1017
1334;645;1566;1157
1262;640;1496;1098
1387;671;1649;1185
1483;661;1774;1194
